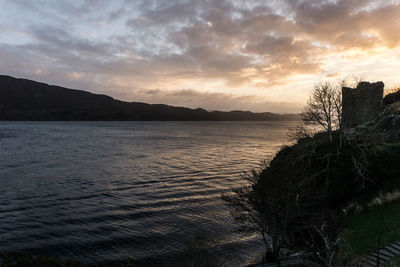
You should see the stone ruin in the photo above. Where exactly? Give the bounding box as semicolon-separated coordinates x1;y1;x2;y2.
342;81;384;128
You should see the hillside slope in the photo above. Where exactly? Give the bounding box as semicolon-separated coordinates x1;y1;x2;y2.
0;75;299;121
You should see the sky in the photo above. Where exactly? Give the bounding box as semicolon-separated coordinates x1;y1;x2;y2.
0;0;400;113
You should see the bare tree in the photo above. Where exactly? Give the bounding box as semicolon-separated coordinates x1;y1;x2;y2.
311;226;342;267
222;157;334;263
222;163;301;262
301;82;342;142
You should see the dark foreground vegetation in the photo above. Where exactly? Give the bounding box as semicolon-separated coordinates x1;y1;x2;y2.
0;75;298;121
223;80;400;266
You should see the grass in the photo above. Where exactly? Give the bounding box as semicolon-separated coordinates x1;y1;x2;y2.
341;201;400;256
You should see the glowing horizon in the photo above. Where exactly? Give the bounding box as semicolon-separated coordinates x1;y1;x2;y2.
1;0;400;113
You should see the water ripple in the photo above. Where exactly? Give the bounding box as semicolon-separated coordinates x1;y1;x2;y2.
0;121;295;266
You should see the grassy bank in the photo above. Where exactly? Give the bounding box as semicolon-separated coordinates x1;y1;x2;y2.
342;201;400;256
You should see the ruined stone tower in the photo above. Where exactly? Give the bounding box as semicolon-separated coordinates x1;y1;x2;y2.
342;81;384;128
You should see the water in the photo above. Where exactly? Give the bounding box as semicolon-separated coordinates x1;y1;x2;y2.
0;121;295;266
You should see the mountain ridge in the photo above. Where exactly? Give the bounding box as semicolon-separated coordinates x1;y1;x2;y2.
0;75;299;121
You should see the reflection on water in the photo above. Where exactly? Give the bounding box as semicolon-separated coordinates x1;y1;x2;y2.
0;121;295;266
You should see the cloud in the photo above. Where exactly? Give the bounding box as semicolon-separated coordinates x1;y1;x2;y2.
28;25;111;56
1;0;400;113
291;0;400;49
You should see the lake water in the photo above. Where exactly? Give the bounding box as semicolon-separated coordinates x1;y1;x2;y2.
0;121;295;266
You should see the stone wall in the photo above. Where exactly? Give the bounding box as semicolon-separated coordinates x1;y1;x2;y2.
342;81;384;128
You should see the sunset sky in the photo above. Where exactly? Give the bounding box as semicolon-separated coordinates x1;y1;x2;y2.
1;0;400;113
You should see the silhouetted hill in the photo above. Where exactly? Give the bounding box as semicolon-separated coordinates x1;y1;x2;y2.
0;75;299;121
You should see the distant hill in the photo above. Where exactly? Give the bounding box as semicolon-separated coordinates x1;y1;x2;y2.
0;75;299;121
